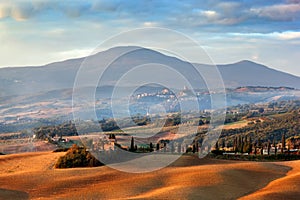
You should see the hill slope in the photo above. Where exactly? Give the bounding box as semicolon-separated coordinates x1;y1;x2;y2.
0;152;298;200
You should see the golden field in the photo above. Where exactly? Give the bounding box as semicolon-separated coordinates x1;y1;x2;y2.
0;151;299;200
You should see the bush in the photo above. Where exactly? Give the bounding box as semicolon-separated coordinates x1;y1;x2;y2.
53;148;70;152
209;153;300;161
55;144;103;168
211;150;224;155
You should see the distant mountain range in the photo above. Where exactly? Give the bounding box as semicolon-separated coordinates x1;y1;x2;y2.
0;46;299;98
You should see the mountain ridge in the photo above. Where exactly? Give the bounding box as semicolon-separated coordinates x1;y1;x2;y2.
0;46;299;97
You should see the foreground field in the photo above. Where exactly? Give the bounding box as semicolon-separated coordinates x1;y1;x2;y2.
0;152;299;200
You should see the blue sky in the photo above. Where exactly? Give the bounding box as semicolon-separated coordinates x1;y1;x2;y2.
0;0;300;76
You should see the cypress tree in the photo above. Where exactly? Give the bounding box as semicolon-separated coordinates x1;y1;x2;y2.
267;140;271;155
234;136;238;153
281;133;286;153
248;136;253;154
170;142;175;153
215;141;219;151
150;142;154;152
177;142;181;153
130;136;135;152
273;139;277;155
238;135;242;152
221;139;226;149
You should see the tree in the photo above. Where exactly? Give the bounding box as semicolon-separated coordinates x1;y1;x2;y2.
258;107;264;113
221;139;226;149
234;136;238;153
267;140;271;155
163;142;167;152
109;134;116;139
195;141;199;152
192;144;196;153
215;141;219;151
156;143;160;151
241;136;245;153
248;136;253;154
170;142;175;153
248;142;253;154
281;133;286;153
55;144;103;168
149;142;154;152
199;119;204;126
274;140;277;155
177;142;181;153
238;136;242;152
130;137;135;152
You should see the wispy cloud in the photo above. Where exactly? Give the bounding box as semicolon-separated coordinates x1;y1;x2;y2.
276;31;300;39
0;1;35;21
229;31;300;40
250;3;300;21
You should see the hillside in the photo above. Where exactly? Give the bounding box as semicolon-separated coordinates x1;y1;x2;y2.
217;60;300;89
0;151;299;200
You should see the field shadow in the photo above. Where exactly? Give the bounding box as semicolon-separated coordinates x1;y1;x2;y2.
0;188;29;200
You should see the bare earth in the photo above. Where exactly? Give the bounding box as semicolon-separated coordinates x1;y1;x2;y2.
0;152;299;200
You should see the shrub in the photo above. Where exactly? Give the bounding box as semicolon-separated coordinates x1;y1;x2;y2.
53;148;69;152
211;150;224;155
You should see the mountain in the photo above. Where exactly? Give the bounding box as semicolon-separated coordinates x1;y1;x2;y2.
0;46;299;98
216;60;300;89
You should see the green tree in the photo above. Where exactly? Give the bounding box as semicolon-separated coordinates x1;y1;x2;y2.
215;141;219;151
221;139;226;149
177;142;181;153
130;137;135;152
267;140;271;155
55;144;102;168
170;142;175;153
273;139;277;155
149;142;154;152
281;133;286;153
156;143;160;151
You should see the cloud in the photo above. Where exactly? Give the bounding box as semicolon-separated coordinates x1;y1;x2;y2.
143;21;159;27
0;2;10;18
216;1;241;14
184;8;245;26
229;31;300;40
276;31;300;39
200;10;220;20
91;0;120;12
0;0;92;20
10;2;34;21
0;0;299;33
250;3;300;21
286;0;300;3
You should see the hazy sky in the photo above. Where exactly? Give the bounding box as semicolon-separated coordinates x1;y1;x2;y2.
1;0;300;76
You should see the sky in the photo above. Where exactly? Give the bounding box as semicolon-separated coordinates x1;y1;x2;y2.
0;0;300;76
